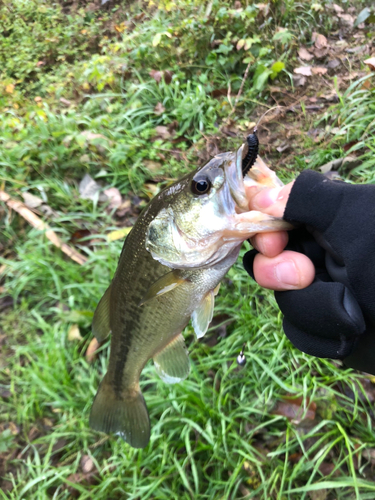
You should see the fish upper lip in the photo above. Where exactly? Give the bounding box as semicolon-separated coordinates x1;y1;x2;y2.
225;145;249;212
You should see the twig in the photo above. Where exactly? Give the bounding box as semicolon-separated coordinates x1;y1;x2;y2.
58;436;110;467
0;190;87;265
234;59;252;109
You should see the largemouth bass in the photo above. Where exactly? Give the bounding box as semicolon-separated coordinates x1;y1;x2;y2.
89;136;290;448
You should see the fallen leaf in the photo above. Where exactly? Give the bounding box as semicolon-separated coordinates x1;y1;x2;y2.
81;455;95;473
294;66;312;76
60;97;72;106
144;160;162;173
298;47;314;61
5;84;15;94
332;3;344;14
86;338;100;363
144;183;160;197
288;452;303;464
312;32;328;50
107;227;132;242
79;174;107;202
104;187;122;210
309;490;328;500
312;67;328;75
364;57;375;71
22;192;43;209
150;69;163;83
68;324;82;342
272;396;316;424
154;102;166;115
155;125;172;140
327;59;341;69
164;70;173;84
338;13;355;27
80;131;108;142
293;75;307;86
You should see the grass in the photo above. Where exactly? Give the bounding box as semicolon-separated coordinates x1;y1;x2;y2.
1;0;375;498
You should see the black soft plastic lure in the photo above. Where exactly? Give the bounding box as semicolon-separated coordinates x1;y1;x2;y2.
242;128;259;177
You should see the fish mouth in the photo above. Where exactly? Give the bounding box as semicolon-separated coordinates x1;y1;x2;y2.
224;142;250;212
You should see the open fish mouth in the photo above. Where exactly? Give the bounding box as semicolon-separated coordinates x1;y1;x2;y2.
225;136;256;213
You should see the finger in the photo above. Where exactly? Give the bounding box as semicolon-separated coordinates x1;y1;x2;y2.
253;250;315;291
250;231;289;258
246;181;295;218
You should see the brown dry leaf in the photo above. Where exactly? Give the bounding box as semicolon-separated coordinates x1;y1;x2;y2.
22;192;43;209
80;131;108;142
150;69;163;83
312;67;328;75
164;70;173;84
364;57;375;71
337;13;354;27
81;455;95;473
5;84;15;94
256;3;270;16
154;102;166;115
272;396;316;424
298;47;314;61
144;183;160;197
318;462;335;476
312;32;328;50
104;187;122;210
327;59;341;69
144;160;162;173
294;66;312;76
60;97;72;107
332;3;344;14
67;324;82;342
309;490;328;500
86;338;100;363
293;75;307;86
362;79;372;90
155;125;172;140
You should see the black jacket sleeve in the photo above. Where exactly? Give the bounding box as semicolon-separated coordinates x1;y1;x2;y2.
243;170;375;375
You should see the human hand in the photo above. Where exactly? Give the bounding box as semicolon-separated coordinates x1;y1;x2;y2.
245;181;315;291
243;170;375;374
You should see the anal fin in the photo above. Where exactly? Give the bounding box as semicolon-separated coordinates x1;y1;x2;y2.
153;334;190;384
191;290;215;339
92;286;111;341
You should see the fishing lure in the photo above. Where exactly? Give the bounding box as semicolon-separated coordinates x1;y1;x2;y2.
242;128;259;177
237;343;246;367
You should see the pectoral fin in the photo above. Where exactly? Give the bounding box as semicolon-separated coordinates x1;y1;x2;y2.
92;286;111;341
191;290;215;339
140;270;187;306
153;334;190;384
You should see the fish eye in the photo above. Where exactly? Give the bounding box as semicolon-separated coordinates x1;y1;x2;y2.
191;177;211;196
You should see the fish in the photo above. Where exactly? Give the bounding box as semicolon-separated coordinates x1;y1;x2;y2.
89;136;291;448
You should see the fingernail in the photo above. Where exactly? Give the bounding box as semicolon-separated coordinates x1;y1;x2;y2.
253;187;280;209
275;261;299;287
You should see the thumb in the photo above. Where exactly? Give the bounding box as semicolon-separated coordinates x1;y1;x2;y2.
246;181;295;218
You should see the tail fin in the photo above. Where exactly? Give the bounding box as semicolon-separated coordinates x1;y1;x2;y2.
89;375;150;449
